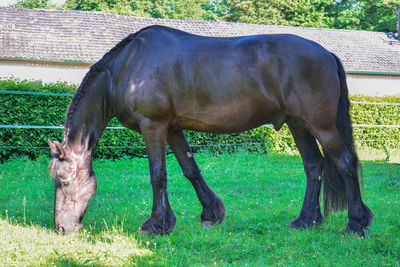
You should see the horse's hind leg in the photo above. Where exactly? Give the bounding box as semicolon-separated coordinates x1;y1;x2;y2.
288;120;324;229
139;120;176;235
311;125;373;236
167;130;225;227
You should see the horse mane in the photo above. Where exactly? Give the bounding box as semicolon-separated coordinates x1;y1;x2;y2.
63;26;155;142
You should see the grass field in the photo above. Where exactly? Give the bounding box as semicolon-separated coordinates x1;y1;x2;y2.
0;152;399;266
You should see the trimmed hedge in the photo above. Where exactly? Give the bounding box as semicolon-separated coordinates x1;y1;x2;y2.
0;79;399;161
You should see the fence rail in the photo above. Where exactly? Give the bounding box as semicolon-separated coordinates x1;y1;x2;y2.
0;90;73;97
351;100;400;106
1;123;400;129
0;125;127;129
1;90;398;158
1;90;400;106
1;139;399;150
2;91;399;130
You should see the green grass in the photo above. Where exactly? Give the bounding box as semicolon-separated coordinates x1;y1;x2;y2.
0;152;399;266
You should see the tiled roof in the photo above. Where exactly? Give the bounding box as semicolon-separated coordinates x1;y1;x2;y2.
1;6;399;72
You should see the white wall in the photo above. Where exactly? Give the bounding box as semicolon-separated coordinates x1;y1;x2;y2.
1;60;399;96
346;73;400;96
0;60;91;85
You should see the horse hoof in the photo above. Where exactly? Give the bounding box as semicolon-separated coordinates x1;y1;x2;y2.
200;197;226;227
344;222;369;238
139;224;173;235
201;220;218;229
289;215;323;229
200;215;225;228
344;227;365;238
139;216;176;235
344;204;373;238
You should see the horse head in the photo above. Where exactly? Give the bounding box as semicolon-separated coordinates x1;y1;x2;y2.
48;140;97;234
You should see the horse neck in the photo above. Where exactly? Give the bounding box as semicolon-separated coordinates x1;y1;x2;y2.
63;71;112;157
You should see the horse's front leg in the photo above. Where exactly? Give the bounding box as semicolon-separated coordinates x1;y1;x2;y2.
167;130;225;227
139;120;176;234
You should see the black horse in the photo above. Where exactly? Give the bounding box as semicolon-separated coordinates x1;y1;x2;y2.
48;25;372;236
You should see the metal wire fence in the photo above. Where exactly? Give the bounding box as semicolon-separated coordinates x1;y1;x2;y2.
1;90;399;161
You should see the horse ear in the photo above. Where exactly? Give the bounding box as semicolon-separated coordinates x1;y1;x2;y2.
48;140;66;159
48;140;58;155
53;141;66;159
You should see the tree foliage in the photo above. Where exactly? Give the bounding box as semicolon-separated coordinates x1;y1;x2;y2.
16;0;398;32
63;0;228;20
225;0;400;32
225;0;332;28
358;0;400;32
11;0;55;8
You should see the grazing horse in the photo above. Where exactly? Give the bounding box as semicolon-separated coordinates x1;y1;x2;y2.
48;25;373;236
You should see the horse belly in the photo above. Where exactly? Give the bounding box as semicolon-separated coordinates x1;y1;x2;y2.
176;99;281;134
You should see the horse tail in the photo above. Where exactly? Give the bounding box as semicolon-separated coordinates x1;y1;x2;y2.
322;53;362;217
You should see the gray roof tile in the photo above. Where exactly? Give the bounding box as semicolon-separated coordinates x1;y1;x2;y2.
1;6;399;72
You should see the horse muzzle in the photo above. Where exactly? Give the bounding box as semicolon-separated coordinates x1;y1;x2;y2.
55;221;83;234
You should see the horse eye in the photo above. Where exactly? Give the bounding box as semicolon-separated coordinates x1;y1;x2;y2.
58;176;70;186
61;180;70;186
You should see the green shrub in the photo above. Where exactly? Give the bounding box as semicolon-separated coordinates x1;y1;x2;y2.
0;79;398;161
0;78;76;94
350;95;400;155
